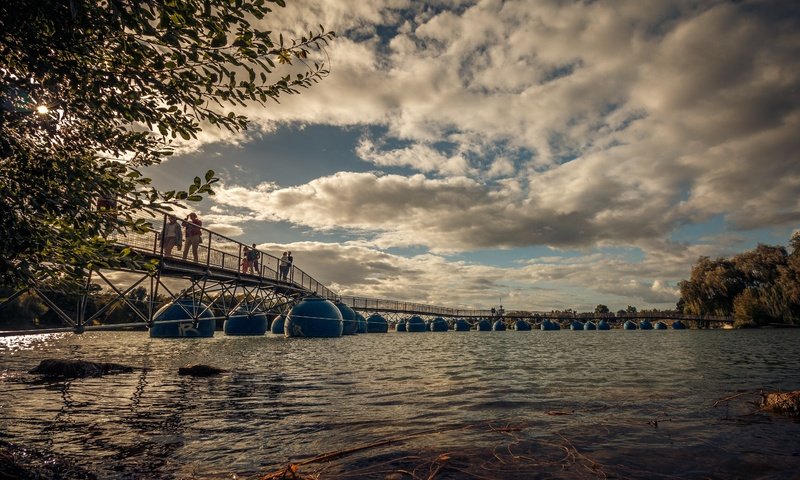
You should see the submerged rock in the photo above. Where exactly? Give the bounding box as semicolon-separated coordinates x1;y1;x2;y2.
178;364;227;377
29;359;133;378
760;390;800;417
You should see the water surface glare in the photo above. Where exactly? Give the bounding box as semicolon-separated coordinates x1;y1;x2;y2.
1;329;799;479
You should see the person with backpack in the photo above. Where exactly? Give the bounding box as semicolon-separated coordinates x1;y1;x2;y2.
246;244;260;274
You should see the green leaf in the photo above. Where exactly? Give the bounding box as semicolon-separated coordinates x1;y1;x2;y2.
211;33;227;47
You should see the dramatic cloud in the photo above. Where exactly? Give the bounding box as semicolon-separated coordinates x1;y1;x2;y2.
252;241;667;311
163;0;799;310
236;0;799;238
214;169;682;253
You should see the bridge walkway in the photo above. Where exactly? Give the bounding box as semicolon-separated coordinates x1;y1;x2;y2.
1;207;733;334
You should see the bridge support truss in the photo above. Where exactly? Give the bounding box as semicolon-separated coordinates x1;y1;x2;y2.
0;264;312;335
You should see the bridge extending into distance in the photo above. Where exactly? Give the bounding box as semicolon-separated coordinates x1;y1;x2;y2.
1;207;733;335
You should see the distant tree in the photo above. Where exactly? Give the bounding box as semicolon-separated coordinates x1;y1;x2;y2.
732;244;790;324
616;309;626;316
0;291;48;329
129;286;147;303
778;237;800;324
732;288;766;328
594;304;610;314
679;256;744;316
1;0;334;289
676;297;686;313
625;305;637;314
733;244;787;290
789;231;800;256
678;236;800;326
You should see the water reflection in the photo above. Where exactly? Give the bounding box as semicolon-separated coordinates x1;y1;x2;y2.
0;330;798;478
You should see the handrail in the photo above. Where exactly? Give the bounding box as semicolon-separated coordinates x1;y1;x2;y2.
101;206;733;322
105;207;337;300
338;295;495;318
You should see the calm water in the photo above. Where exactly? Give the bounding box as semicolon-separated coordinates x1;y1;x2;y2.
1;329;799;479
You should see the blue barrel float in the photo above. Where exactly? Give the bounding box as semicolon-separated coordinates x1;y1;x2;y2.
584;321;597;330
513;320;531;331
623;320;638;330
335;302;359;335
224;307;268;336
569;320;584;330
597;319;611;330
454;318;471;331
492;320;507;331
406;315;426;332
366;313;389;333
355;312;368;333
639;319;653;330
150;298;215;338
476;319;492;331
285;297;343;338
540;319;560;331
395;319;407;332
540;319;551;330
270;313;286;334
430;317;448;332
672;320;686;330
654;321;668;330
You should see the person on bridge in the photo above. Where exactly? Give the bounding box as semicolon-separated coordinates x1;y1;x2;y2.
287;251;294;281
279;251;289;281
241;246;252;273
246;244;260;274
182;212;203;262
162;215;182;256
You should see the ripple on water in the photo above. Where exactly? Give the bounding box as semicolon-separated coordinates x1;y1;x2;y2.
1;329;799;478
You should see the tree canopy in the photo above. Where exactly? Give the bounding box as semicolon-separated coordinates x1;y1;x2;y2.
678;233;800;326
594;304;610;314
0;0;334;288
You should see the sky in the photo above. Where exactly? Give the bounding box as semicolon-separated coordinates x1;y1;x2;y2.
144;0;800;313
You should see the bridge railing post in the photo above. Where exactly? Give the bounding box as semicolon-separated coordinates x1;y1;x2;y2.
205;231;212;268
157;213;166;257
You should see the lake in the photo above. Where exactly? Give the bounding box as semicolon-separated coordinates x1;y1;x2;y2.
1;328;799;479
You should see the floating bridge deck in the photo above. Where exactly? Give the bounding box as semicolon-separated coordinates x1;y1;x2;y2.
1;208;733;335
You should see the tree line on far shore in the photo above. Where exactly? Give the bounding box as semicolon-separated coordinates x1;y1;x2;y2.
677;232;800;327
0;285;154;331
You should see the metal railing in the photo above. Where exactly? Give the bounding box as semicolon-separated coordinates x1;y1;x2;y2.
339;295;495;318
104;207;493;315
105;207;726;323
106;208;337;300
